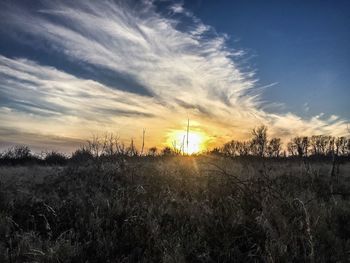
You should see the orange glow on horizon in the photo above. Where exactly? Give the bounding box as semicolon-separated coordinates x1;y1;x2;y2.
166;129;209;154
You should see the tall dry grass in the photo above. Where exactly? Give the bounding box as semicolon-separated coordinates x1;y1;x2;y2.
0;156;350;262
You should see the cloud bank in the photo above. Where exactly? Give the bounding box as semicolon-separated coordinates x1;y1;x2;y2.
0;0;348;152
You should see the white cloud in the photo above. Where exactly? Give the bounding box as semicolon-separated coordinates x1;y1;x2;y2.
0;0;348;151
170;3;185;14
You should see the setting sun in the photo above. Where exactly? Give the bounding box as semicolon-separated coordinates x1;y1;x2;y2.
166;130;208;154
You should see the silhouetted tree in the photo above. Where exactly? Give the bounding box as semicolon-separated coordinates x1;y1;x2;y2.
251;125;268;157
71;147;93;163
7;145;31;159
267;138;282;157
44;151;67;165
237;141;251;156
310;135;332;156
287;141;298;157
289;136;309;157
1;145;35;164
222;140;239;156
335;137;347;156
87;135;102;158
101;133;120;157
327;136;335;156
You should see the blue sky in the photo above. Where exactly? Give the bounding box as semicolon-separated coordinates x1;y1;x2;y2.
0;0;348;151
184;0;350;118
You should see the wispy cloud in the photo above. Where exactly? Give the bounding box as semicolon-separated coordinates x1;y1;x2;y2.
0;0;348;151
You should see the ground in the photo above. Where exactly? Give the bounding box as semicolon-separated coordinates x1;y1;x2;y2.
1;156;350;262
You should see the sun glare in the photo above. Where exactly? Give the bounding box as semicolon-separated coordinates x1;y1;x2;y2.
167;130;208;154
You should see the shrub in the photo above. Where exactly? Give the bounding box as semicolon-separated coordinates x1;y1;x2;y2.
0;145;38;165
70;148;93;164
44;151;68;165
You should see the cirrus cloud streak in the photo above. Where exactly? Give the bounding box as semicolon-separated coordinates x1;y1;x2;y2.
0;0;348;152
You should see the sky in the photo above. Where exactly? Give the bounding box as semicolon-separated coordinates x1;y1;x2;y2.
0;0;349;153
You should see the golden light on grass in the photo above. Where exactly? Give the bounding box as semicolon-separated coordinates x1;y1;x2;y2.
166;130;209;154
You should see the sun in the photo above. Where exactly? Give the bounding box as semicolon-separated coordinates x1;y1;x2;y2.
166;130;208;154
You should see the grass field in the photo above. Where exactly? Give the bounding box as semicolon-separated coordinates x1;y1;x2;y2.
1;156;350;262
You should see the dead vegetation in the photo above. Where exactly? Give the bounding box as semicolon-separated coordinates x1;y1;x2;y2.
0;155;350;262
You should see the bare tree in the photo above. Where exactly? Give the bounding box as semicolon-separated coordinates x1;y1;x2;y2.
287;141;298;157
238;141;251;156
222;140;239;157
87;135;102;159
267;138;282;157
2;145;32;160
327;137;335;156
101;133;120;157
288;136;309;157
310;135;326;156
251;125;268;157
335;137;347;156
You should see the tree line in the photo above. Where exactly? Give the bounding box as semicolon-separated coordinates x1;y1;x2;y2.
0;126;349;165
216;126;350;158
